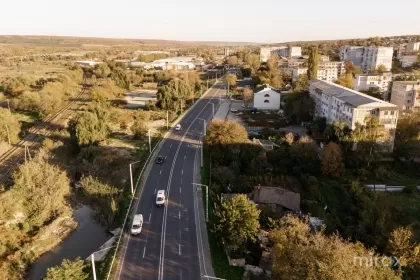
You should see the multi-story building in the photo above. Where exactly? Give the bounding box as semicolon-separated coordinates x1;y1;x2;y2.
400;52;418;67
354;72;393;98
406;42;420;52
291;61;345;82
340;46;393;72
320;55;330;62
310;79;399;152
260;46;302;62
224;47;231;57
390;81;420;112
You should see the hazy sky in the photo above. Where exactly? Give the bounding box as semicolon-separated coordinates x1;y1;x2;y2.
0;0;419;43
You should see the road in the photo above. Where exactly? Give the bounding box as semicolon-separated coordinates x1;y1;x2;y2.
117;81;225;280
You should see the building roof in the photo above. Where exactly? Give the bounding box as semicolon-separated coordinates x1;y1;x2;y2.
355;72;393;78
311;79;397;108
254;84;281;94
251;186;300;212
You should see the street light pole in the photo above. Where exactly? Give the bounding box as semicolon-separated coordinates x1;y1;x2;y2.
166;110;169;130
91;255;97;280
129;161;141;195
148;129;152;153
192;183;209;222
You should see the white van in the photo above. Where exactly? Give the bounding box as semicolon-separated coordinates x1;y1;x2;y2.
156;190;165;207
131;214;143;235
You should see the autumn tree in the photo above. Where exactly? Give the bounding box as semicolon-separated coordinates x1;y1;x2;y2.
389;227;420;269
93;63;111;79
227;55;238;65
322;142;344;177
3;75;33;96
377;64;388;74
214;194;261;252
335;73;354;89
224;73;237;87
0;108;21;144
245;53;261;74
270;215;401;280
283;132;295;145
293;74;309;92
44;258;89;280
242;88;253;105
205;120;248;145
344;60;363;75
307;46;319;80
131;119;149;139
68;111;109;147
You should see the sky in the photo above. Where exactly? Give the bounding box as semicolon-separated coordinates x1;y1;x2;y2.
0;0;419;43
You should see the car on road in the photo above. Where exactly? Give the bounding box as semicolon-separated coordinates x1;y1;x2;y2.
155;155;164;164
131;214;143;235
230;108;238;112
156;190;165;207
175;124;181;131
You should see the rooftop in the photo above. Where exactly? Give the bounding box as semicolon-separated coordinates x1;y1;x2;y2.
311;79;398;108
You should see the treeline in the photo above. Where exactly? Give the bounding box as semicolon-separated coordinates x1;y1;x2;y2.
137;53;169;63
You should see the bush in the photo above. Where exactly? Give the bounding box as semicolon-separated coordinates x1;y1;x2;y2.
131;120;149;139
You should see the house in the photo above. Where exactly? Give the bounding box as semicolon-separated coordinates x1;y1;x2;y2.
251;186;301;212
253;85;281;110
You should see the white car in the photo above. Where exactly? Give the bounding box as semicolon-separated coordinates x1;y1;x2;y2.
230;108;238;112
156;190;166;207
175;124;181;131
131;214;143;235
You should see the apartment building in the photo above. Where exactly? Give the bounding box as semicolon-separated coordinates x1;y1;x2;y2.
390;81;420;111
291;61;345;82
260;46;302;62
354;72;393;98
406;42;420;52
340;46;393;72
400;52;418;67
310;79;399;152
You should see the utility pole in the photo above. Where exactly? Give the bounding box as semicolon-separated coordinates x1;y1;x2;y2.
207;78;209;90
148;130;152;153
129;161;140;195
166;111;169;130
4;125;10;145
91;255;97;280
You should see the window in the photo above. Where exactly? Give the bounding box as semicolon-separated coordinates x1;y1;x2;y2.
264;100;270;103
391;111;394;115
384;111;388;115
264;94;270;97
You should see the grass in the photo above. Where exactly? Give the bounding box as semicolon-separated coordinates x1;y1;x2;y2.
201;147;244;280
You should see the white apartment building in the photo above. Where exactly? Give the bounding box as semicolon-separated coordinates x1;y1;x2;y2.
354;72;393;98
406;42;420;52
291;61;344;82
310;79;399;152
390;81;420;112
340;46;393;72
400;52;418;67
260;46;302;62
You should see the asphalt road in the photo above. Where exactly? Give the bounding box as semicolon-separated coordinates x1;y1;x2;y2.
117;81;224;280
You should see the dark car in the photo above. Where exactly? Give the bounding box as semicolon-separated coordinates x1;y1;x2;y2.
155;156;164;164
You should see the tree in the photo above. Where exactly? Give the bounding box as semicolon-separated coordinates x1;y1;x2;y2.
91;85;112;102
389;227;420;269
69;111;109;146
377;64;388;74
205;120;248;145
110;67;130;90
344;60;362;75
335;73;354;89
214;194;261;252
322;142;344;177
289;136;320;175
227;55;238;65
224;73;237;87
394;112;420;160
307;46;319;80
44;258;89;280
283;132;295;145
270;215;401;280
0;108;21;144
266;55;279;72
360;87;382;99
93;63;111;79
131;119;149;139
245;53;261;74
241;67;252;78
293;74;309;92
3;75;33;96
242;88;253;105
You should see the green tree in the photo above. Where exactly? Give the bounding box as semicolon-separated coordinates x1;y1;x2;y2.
322;142;344;178
242;88;253;105
131;119;149;139
44;258;89;280
335;73;354;89
69;111;109;146
3;75;33;96
394;112;420;160
0;108;21;144
389;227;420;269
377;64;388;74
205;120;248;145
214;194;261;252
110;67;130;90
290;136;320;175
93;63;111;79
224;73;237;87
270;215;401;280
307;46;319;80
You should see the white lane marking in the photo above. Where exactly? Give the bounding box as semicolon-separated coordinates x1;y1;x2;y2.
179;244;181;255
143;247;146;258
160;170;162;175
158;85;221;280
149;213;151;222
180;187;182;194
170;144;172;148
154;189;156;194
184;155;186;160
179;211;181;219
181;169;183;175
165;156;167;159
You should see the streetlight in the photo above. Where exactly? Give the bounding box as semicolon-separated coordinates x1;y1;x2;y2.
197;118;206;136
90;246;116;280
201;275;227;280
148;129;152;153
129;161;141;195
192;183;209;222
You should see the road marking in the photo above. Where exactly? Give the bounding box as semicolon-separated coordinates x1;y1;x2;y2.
179;211;181;219
179;244;181;255
181;169;183;175
154;189;156;194
165;156;167;160
143;247;146;258
180;187;182;194
160;170;162;175
184;155;186;160
170;144;172;148
149;213;151;222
